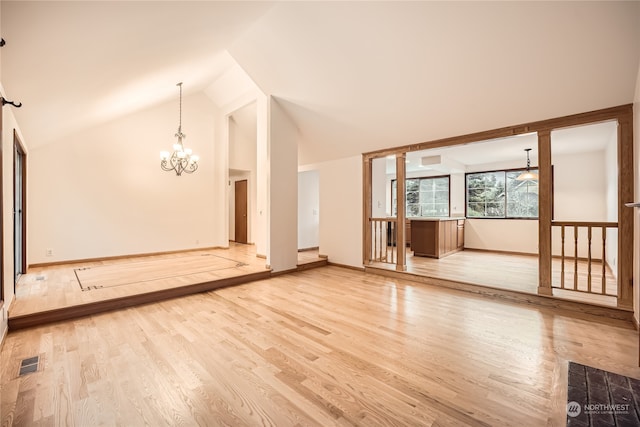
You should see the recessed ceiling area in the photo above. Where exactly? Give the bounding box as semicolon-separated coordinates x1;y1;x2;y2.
386;121;618;174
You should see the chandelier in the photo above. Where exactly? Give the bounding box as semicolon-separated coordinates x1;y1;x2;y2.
516;148;538;181
160;82;199;176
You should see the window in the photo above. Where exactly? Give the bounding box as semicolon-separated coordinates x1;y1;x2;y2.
392;176;450;217
466;169;538;218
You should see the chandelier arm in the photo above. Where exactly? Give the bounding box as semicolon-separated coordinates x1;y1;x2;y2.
184;162;198;174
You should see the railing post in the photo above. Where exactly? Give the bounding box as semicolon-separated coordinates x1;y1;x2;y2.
587;226;592;293
601;226;607;295
538;130;553;296
617;111;634;310
573;225;578;290
363;155;372;265
395;154;407;271
560;225;565;289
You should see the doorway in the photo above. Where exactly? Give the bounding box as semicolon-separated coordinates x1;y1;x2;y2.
235;179;248;244
13;130;26;286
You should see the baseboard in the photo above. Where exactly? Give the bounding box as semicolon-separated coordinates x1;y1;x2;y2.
463;247;538;257
28;246;227;269
271;267;299;277
328;262;365;272
298;246;319;252
0;301;7;352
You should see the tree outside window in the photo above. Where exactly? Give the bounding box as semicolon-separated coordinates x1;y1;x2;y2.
392;176;450;217
466;170;538;218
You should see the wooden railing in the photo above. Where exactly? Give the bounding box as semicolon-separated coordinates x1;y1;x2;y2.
369;218;398;265
551;221;618;297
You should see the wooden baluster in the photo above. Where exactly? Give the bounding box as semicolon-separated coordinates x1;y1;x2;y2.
393;221;397;264
383;220;388;263
377;220;381;262
602;226;608;294
587;226;592;293
372;220;377;262
378;221;387;262
388;221;392;264
386;220;390;264
573;225;578;290
369;220;373;262
560;225;565;289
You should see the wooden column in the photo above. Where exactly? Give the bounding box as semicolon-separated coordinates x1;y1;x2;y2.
538;130;553;296
618;110;634;310
363;155;372;265
396;153;407;271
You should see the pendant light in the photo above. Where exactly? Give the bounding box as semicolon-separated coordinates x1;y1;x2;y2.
516;148;538;181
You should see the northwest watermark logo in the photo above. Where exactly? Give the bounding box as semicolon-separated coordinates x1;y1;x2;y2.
567;401;631;417
567;401;581;417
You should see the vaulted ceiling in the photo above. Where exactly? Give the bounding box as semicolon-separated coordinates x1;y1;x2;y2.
1;1;639;165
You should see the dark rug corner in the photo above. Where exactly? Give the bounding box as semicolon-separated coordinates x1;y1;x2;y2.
567;361;640;426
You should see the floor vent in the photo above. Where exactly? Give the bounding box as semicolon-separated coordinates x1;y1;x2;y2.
18;356;40;376
35;275;46;281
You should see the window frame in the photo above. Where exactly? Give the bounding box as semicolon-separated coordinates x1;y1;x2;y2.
465;167;539;220
391;174;451;218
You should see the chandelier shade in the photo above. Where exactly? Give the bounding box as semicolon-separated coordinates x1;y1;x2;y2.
516;148;538;181
160;82;199;176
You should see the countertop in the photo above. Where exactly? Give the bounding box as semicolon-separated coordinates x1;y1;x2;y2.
408;217;465;222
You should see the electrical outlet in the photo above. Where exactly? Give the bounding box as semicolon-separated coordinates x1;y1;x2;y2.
45;248;53;257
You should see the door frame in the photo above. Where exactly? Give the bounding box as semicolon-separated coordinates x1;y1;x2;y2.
13;130;26;284
234;179;248;244
0;104;3;303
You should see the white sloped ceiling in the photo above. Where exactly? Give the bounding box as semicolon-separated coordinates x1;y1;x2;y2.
1;1;639;165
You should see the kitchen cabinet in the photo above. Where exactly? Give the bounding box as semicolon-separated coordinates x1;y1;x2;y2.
411;218;465;258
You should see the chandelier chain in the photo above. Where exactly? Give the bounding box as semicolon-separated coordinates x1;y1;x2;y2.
177;82;182;131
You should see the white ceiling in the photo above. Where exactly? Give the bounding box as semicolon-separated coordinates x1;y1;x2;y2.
1;1;639;165
396;120;618;174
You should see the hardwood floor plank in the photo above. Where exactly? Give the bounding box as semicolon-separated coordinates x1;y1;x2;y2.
3;266;639;426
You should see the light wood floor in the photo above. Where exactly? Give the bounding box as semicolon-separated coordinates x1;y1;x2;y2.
371;248;618;307
2;266;638;426
9;244;266;319
10;244;322;320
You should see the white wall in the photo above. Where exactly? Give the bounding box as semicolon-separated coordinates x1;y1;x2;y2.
255;93;269;257
633;60;640;323
267;97;298;272
450;172;465;216
215;88;266;255
298;170;319;249
0;82;28;343
228;105;257;244
550;148;614;260
318;155;362;267
229;109;257;171
551;149;608;221
372;157;388;217
28;92;219;264
465;219;539;253
0;15;5;343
